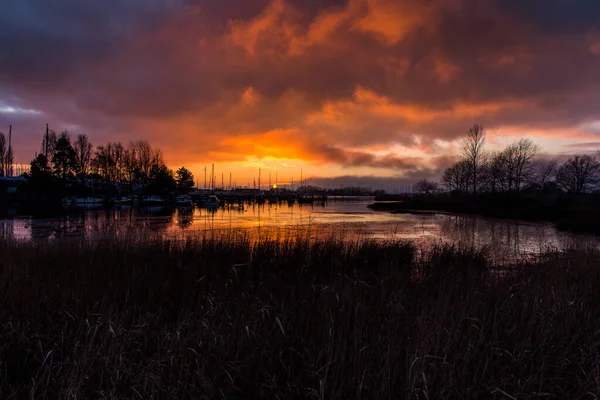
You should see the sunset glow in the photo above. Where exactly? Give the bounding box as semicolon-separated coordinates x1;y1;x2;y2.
2;0;600;189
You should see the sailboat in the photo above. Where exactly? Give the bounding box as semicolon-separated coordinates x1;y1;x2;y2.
198;163;220;208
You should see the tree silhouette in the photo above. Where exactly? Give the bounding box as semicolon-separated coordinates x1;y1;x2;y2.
0;133;6;177
52;131;76;180
442;159;472;193
5;144;13;177
556;155;600;194
30;154;52;181
43;130;58;168
462;124;486;196
414;179;439;196
176;167;194;193
147;164;176;196
73;134;93;182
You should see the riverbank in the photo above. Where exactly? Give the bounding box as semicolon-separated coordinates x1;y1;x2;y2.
1;236;599;398
369;193;600;234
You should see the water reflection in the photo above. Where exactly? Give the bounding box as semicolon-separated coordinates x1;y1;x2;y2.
1;200;598;260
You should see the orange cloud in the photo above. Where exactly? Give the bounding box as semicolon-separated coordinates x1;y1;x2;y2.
352;0;429;45
5;0;600;187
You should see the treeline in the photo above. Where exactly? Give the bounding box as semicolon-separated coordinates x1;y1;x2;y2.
29;130;195;194
414;124;600;196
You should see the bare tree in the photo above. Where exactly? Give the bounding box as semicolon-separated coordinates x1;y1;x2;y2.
4;126;13;177
123;147;138;184
44;130;58;169
483;151;508;193
130;140;153;182
414;179;439;196
112;142;125;184
151;148;164;171
73;134;93;182
442;162;461;192
92;145;109;182
91;139;166;186
462;124;486;196
442;159;472;193
556;155;600;194
506;139;539;192
529;159;558;188
0;133;6;177
5;145;13;177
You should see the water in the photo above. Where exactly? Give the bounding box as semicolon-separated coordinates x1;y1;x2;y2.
1;198;598;261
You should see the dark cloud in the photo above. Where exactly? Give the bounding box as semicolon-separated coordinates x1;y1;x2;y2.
498;0;600;34
310;175;421;192
318;145;428;172
0;1;179;87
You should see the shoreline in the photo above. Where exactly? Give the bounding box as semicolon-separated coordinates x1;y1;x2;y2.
368;197;600;234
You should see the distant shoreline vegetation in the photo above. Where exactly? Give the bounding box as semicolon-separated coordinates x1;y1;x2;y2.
371;124;600;234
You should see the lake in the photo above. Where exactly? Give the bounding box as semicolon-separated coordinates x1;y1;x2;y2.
1;198;598;262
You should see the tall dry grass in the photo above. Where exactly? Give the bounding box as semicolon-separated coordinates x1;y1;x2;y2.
0;236;599;399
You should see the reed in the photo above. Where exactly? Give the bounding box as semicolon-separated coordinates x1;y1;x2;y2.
0;236;599;398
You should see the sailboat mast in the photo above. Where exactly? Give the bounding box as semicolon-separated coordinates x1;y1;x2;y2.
45;123;49;157
7;125;12;176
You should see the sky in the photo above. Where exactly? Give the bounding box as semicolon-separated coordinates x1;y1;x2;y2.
2;0;600;190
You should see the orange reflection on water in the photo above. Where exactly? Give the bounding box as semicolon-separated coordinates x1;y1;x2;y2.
1;200;599;264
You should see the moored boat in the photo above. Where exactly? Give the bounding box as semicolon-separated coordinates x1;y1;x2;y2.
113;196;132;205
142;195;165;205
75;197;104;205
175;194;193;206
199;194;220;208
